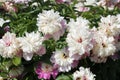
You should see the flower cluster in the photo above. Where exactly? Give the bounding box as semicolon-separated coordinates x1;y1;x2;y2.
0;0;120;80
0;32;45;60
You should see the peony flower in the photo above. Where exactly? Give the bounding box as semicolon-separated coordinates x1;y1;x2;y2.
37;9;66;41
98;15;120;37
0;32;20;58
73;67;96;80
35;62;58;80
0;18;10;27
2;2;18;12
92;31;116;57
18;31;44;61
98;15;120;52
66;17;93;59
50;48;76;72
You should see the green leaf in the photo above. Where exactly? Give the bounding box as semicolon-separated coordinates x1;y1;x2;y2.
0;72;8;78
56;74;72;80
12;57;21;66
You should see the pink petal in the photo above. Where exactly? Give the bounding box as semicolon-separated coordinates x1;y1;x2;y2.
36;46;46;56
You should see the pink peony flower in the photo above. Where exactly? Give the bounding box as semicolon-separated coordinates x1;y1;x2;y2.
35;62;58;80
2;2;18;12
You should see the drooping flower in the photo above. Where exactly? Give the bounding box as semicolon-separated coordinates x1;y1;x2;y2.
73;67;96;80
18;31;45;61
66;17;93;59
37;9;66;41
50;48;76;72
35;62;58;80
0;32;20;58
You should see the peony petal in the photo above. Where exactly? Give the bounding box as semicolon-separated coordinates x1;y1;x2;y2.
23;53;33;61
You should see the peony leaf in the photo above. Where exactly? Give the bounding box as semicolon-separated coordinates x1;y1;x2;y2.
12;57;21;66
56;74;72;80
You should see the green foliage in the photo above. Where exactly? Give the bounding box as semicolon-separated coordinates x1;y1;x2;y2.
12;57;21;66
56;74;73;80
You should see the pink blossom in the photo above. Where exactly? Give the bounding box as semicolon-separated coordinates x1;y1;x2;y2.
36;46;46;56
2;2;18;12
35;62;58;80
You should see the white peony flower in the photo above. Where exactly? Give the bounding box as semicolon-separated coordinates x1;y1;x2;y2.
18;31;44;61
73;67;96;80
66;17;93;59
37;9;66;41
0;32;20;58
92;31;116;57
50;48;74;72
98;15;120;37
0;18;10;27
